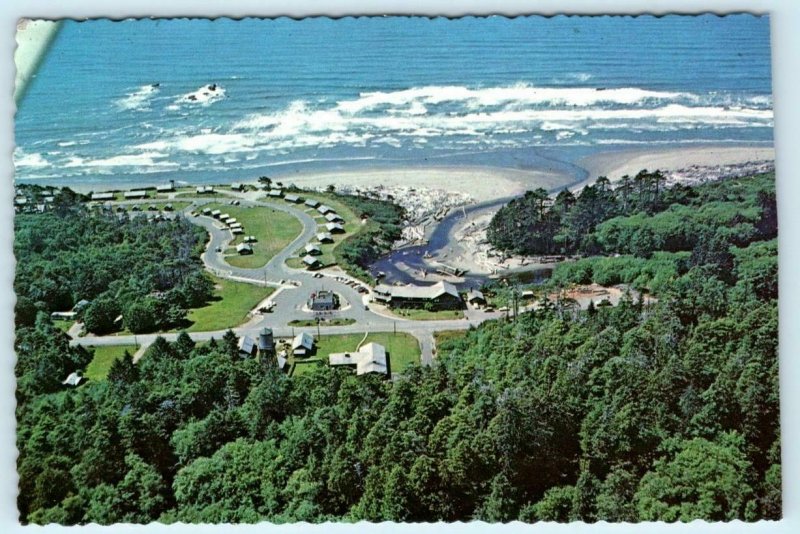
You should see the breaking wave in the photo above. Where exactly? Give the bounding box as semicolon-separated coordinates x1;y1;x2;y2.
115;84;160;111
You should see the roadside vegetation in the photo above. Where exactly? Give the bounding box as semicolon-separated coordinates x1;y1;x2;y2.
287;318;356;327
391;307;465;321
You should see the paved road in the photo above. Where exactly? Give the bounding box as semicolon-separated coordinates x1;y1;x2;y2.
75;191;506;366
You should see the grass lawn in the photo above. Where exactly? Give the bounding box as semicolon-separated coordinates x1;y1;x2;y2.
289;331;421;375
85;345;138;381
206;203;303;268
288;318;357;327
183;275;274;332
284;192;364;270
434;330;469;345
392;308;465;321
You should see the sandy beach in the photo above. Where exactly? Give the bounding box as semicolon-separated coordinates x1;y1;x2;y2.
579;144;775;183
273;166;572;204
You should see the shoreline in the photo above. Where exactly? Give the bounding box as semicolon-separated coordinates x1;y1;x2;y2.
578;144;775;185
18;143;774;205
267;165;572;204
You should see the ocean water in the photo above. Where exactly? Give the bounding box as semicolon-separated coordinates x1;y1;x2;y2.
14;15;774;188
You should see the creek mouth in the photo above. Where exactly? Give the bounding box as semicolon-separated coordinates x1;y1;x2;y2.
368;196;554;289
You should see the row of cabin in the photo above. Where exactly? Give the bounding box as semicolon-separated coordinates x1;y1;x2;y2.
373;281;463;310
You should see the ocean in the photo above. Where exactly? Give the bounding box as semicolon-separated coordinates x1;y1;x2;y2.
14;15;774;189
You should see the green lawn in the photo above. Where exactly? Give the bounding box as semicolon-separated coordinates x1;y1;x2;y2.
291;331;421;375
288;318;356;327
85;344;138;381
284;193;363;270
433;330;469;345
183;275;274;332
206;203;303;268
391;308;465;321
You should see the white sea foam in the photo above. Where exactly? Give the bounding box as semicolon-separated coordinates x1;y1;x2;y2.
44;83;771;178
14;150;49;169
175;84;226;107
115;84;160;111
64;152;177;169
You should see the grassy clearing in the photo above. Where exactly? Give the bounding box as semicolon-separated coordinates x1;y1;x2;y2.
85;344;138;381
286;331;420;376
433;330;469;345
206;203;303;268
391;308;465;321
183;275;274;332
288;318;357;327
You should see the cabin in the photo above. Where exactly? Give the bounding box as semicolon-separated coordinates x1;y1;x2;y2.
308;290;337;311
268;189;283;198
156;182;175;193
329;342;388;376
211;209;222;218
292;332;315;356
201;208;212;216
316;232;334;243
51;311;78;321
237;335;257;358
303;255;321;269
326;222;345;233
467;289;487;307
284;194;302;203
375;281;462;310
244;235;257;243
276;355;288;372
305;198;320;208
230;182;244;191
164;203;174;211
124;190;147;200
232;228;244;235
91;192;115;201
196;186;215;194
317;205;335;215
304;243;322;256
224;217;237;225
325;213;344;223
229;222;243;230
236;243;253;255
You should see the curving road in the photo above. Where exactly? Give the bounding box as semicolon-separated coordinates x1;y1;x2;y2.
73;191;505;365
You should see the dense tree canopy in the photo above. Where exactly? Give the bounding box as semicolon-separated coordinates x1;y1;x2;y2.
14;175;780;524
488;172;776;258
14;189;212;334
